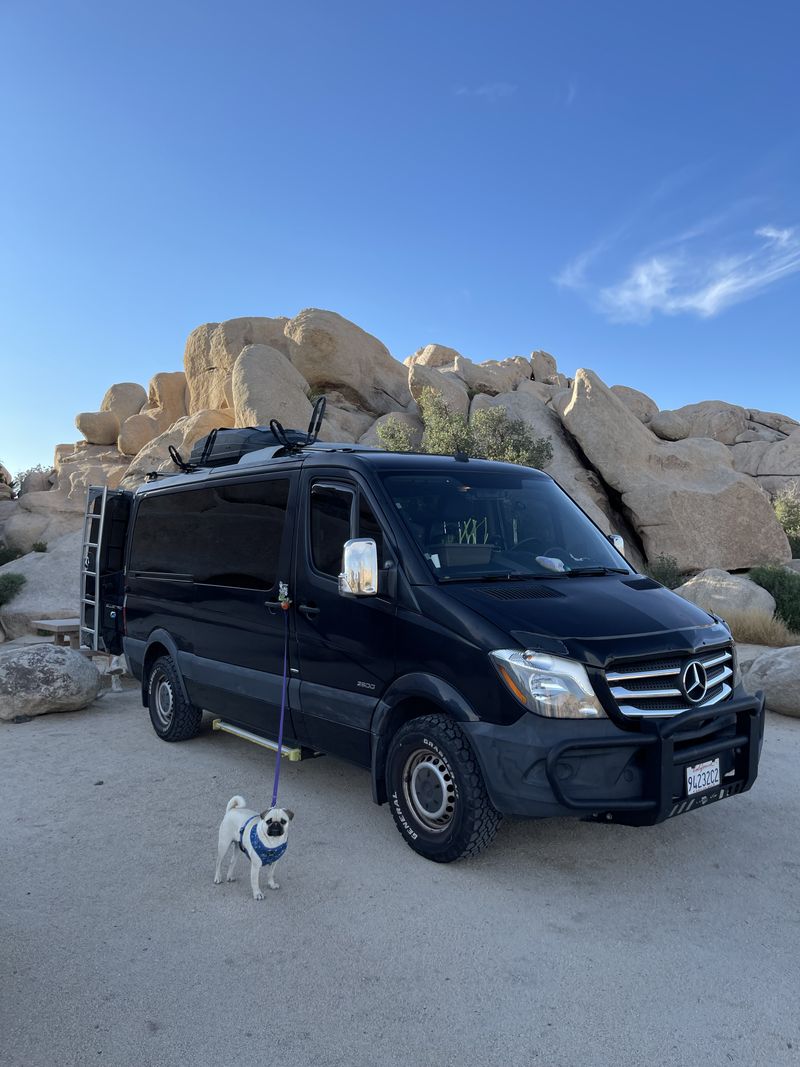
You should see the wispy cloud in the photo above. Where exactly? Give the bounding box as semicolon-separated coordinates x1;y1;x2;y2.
594;226;800;322
557;177;800;324
755;224;793;246
565;80;577;107
555;243;604;289
454;82;516;102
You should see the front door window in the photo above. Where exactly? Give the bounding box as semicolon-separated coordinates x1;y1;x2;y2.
309;483;356;579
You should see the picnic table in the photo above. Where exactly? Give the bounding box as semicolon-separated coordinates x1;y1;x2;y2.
32;618;81;650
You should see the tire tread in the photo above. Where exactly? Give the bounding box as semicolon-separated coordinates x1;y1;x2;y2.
390;713;501;862
148;656;202;742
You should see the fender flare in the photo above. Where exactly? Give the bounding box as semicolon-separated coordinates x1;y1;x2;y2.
141;629;191;707
369;673;479;805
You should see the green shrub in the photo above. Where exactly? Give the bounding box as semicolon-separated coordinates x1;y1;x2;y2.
645;554;684;589
0;573;26;606
376;418;416;453
774;482;800;556
0;546;22;567
16;462;50;482
749;564;800;633
31;541;47;553
417;389;474;457
471;406;554;468
378;388;553;469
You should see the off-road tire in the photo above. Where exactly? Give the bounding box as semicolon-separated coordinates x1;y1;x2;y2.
147;655;202;742
386;713;501;862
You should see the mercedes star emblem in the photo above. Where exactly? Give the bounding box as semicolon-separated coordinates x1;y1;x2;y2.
682;660;708;704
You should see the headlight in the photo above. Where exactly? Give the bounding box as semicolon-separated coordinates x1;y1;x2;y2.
490;649;607;719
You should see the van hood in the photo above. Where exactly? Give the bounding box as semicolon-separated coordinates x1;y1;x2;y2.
439;574;730;668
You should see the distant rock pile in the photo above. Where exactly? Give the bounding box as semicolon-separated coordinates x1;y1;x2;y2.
1;307;798;638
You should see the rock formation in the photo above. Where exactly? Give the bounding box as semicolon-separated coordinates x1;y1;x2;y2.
232;343;312;430
286;309;410;415
117;372;188;456
1;305;798;641
555;370;790;571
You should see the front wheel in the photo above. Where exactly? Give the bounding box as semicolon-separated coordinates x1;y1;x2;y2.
385;714;501;862
147;655;202;742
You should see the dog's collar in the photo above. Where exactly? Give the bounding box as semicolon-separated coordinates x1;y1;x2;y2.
239;815;287;867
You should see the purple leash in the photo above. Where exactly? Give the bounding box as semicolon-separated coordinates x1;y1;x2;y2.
271;600;290;807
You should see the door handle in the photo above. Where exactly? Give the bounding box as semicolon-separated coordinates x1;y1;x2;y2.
298;602;320;618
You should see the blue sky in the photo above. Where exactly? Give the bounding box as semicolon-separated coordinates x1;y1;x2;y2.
1;0;798;474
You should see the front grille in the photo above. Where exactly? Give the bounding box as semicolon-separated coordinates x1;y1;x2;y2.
605;644;734;718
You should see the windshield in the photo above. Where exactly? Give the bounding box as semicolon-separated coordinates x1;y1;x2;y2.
381;470;629;581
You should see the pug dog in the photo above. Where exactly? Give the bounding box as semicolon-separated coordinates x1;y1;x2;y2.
214;795;294;900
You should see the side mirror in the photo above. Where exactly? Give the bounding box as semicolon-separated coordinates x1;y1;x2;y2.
338;538;378;597
608;533;625;557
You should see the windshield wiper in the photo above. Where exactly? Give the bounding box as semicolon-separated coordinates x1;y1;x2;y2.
563;566;630;577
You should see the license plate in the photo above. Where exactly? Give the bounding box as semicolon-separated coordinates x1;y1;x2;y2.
686;758;720;796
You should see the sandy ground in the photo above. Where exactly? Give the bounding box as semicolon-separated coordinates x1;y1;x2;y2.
1;690;798;1067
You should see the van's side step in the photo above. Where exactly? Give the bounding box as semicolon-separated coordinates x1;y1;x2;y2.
211;718;310;761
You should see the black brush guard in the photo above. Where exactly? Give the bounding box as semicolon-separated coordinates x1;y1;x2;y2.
544;692;765;826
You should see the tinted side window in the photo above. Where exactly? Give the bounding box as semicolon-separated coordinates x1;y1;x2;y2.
129;492;192;576
195;481;290;589
310;484;354;578
129;479;290;590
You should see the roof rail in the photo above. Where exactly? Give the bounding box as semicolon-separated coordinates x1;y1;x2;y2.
235;441;380;467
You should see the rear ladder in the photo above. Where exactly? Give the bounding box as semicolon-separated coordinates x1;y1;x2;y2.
79;485;107;651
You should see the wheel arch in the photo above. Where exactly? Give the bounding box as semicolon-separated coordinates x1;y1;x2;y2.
369;673;479;805
141;630;191;708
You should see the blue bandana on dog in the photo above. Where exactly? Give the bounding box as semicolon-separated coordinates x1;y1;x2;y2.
238;815;287;867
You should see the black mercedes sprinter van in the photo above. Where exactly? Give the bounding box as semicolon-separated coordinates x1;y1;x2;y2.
86;444;765;861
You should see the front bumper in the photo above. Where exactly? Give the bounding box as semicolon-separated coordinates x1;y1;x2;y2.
463;690;765;825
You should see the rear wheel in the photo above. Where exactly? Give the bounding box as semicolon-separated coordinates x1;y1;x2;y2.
147;655;202;742
386;714;501;862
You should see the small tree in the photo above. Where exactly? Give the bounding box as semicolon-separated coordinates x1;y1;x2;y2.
774;481;800;556
471;406;553;468
645;554;684;589
10;463;52;499
749;565;800;633
417;389;474;457
0;573;26;607
376;418;416;453
377;387;553;469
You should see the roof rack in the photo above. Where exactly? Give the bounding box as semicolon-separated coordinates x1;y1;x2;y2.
163;396;333;478
140;440;381;487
